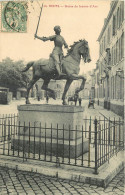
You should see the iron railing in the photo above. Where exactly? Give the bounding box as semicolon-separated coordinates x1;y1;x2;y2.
0;114;124;174
96;117;124;171
0;114;18;142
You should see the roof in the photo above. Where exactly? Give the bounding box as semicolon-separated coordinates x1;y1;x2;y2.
97;1;118;42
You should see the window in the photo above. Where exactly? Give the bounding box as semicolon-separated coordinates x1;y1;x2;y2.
113;46;115;65
119;77;122;99
121;1;124;22
99;63;101;75
121;32;124;58
112;46;114;65
119;37;121;61
113;76;114;99
119;4;122;27
111;47;113;66
97;73;99;84
112;15;116;36
122;77;124;100
115;76;116;99
114;45;116;65
116;40;118;63
111;77;112;99
117;7;119;29
115;44;117;64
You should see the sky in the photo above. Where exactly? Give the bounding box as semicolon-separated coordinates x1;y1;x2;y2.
0;0;111;74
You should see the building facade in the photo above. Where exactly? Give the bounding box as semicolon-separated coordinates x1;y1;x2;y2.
95;1;124;117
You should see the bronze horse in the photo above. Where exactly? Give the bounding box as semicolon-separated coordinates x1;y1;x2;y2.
22;39;91;105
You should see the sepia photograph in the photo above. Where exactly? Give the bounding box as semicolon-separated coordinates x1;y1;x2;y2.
0;0;124;194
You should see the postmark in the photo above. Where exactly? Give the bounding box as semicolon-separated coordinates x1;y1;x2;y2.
1;1;27;32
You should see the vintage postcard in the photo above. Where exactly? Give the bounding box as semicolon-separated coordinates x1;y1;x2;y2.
0;0;124;194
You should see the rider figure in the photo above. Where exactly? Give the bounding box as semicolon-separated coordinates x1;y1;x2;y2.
34;25;68;77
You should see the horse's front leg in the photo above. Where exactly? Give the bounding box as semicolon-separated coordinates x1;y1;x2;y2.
68;74;86;95
75;76;86;95
41;79;56;100
26;77;39;104
62;79;73;105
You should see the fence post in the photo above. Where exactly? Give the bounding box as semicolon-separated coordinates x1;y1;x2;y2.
56;123;58;163
29;122;31;158
62;124;64;163
119;118;120;150
23;122;25;162
113;118;115;155
50;123;52;162
89;116;91;143
104;117;105;162
69;125;71;165
94;119;98;174
33;122;36;159
88;119;91;167
108;118;110;162
8;120;10;156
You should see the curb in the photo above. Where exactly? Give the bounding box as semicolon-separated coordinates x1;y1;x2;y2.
0;151;124;188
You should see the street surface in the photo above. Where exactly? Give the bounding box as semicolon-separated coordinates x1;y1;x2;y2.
0;98;122;120
0;166;124;195
0;98;124;194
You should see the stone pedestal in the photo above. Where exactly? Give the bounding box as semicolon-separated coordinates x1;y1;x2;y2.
12;104;88;158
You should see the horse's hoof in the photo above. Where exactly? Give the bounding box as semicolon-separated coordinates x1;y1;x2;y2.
52;96;56;100
26;100;31;104
62;101;67;105
52;93;56;100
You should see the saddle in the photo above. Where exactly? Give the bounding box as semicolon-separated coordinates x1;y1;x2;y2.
36;54;63;72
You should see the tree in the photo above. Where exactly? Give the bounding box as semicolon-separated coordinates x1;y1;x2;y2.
0;57;31;95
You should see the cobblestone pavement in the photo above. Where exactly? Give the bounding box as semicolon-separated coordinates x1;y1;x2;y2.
0;167;124;195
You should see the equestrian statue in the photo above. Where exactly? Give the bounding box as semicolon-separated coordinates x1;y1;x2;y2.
22;25;91;105
22;5;91;105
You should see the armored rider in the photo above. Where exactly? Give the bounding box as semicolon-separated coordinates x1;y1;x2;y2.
34;25;68;77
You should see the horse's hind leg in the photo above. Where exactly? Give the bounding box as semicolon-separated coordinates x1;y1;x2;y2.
62;79;73;105
26;77;39;104
41;79;56;100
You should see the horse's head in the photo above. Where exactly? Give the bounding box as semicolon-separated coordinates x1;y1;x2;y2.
67;39;91;63
78;40;91;63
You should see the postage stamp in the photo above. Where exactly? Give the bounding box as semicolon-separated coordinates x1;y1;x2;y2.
1;1;27;33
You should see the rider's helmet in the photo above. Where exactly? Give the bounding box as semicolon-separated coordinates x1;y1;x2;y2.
54;25;61;32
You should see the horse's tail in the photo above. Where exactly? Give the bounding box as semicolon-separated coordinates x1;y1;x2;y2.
21;61;34;72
